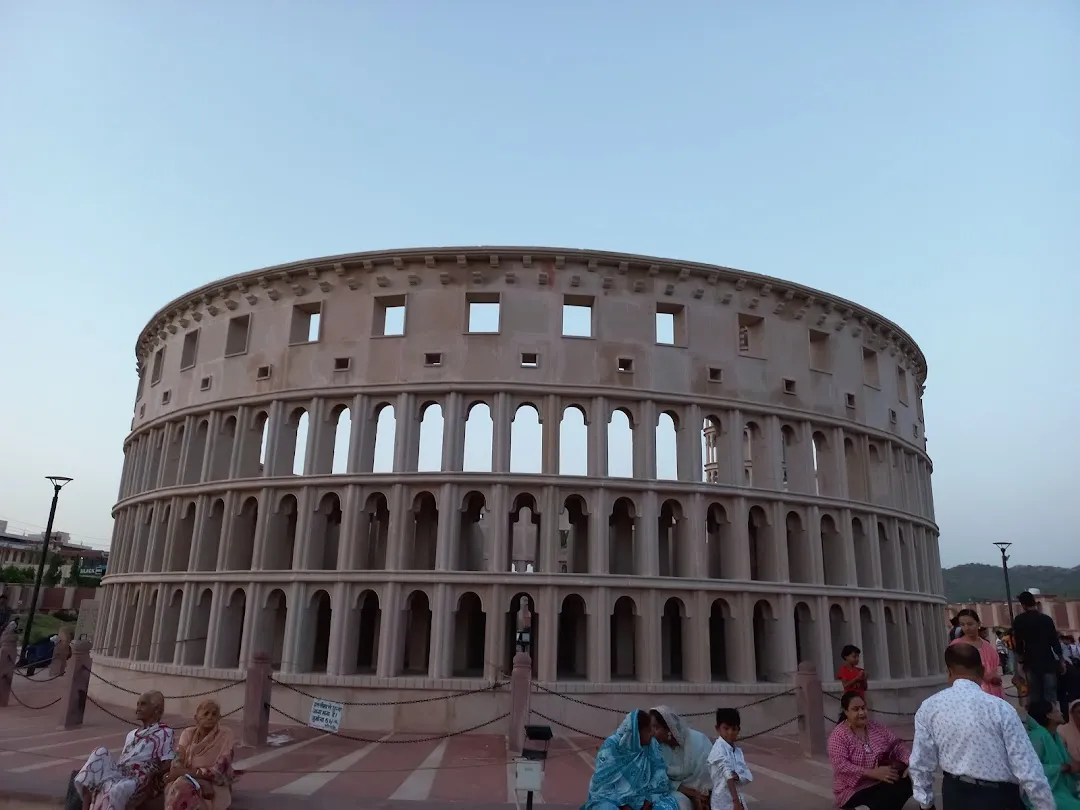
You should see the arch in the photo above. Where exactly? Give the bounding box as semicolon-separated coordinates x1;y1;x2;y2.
709;597;734;681
878;521;898;589
183;419;209;485
701;414;724;484
607;408;634;478
752;599;778;682
458;490;486;572
265;494;298;570
167;501;196;572
852;517;873;587
226;496;258;571
608;497;636;575
331;405;352;474
658;498;685;577
655;410;678;480
559;494;590;574
155;587;184;665
372;403;396;473
859;605;879;681
401;589;432;675
793;601;817;671
779;424;797;491
452;591;486;677
353;589;381;673
505;593;538;677
463;401;494;472
217;587;246;669
209;414;236;480
509;492;540;573
557;594;588;679
884;605;904;679
417;401;444;472
747;505;772;581
559;405;588;476
184;587;214;666
309;492;342;570
828;603;848;670
357;492;390;570
510;403;543;474
610;595;638;680
288;407;310;476
661;597;686;681
705;502;729;579
786;510;811;584
299;590;333;673
844;436;867;501
195;498;225;570
820;513;846;586
407;491;439;570
260;588;288;670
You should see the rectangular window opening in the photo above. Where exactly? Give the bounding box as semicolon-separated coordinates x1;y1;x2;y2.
180;330;199;371
617;357;634;373
373;295;407;337
225;314;251;357
161;390;171;405
845;392;856;409
708;367;723;383
289;302;323;344
783;378;797;395
199;376;212;391
150;348;166;385
139;403;146;418
889;408;898;424
562;295;594;337
424;352;443;367
334;357;351;372
862;347;880;387
256;365;273;381
897;366;909;405
808;329;832;371
655;302;686;346
466;293;501;334
737;313;764;356
520;352;539;368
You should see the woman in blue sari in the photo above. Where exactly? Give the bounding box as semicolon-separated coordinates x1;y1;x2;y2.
582;710;680;810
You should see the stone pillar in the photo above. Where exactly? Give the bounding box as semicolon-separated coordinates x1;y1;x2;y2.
279;582;303;674
541;393;560;475
725;408;744;486
686;595;709;683
489;484;510;574
0;629;15;707
428;584;452;679
682;403;703;482
539;485;559;574
589;588;609;682
588;489;609;575
536;589;558;682
587;396;608;477
684;493;705;576
237;583;260;668
795;662;827;758
435;482;459;571
375;583;402;678
64;639;93;729
243;653;273;748
507;652;533;755
731;595;757;684
637;491;659;577
326;582;349;676
635;399;657;479
492;392;512;473
204;584;226;668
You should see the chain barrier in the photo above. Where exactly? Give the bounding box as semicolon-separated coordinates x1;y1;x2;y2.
530;707;801;742
88;669;246;700
271;677;506;706
15;667;65;682
824;714;912;743
532;682;797;717
85;693;242;730
823;691;915;717
8;687;62;711
266;701;509;744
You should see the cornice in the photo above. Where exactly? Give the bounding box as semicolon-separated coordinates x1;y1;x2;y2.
134;246;929;384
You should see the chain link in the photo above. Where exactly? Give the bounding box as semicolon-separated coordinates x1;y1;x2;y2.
88;669;245;700
8;689;62;711
266;702;509;743
823;691;915;717
271;677;506;706
85;693;242;730
532;682;796;717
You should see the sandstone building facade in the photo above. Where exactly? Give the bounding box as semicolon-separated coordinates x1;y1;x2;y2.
96;246;945;725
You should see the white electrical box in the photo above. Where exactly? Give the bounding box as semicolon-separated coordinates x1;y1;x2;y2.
515;759;544;792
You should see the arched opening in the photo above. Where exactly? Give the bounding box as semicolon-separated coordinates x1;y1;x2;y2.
878;522;897;589
289;408;309;476
885;606;904;680
301;590;333;673
149;506;169;572
184;420;208;485
661;597;685;681
182;589;211;666
655;411;678;480
556;594;587;679
899;528;912;590
260;589;287;671
463;402;494;472
372;403;396;473
505;593;539;677
859;605;878;680
559;405;588;476
358;493;389;570
655;499;682;577
417;402;444;472
780;424;797;491
354;590;381;673
844;437;866;501
408;492;439;570
155;588;183;665
119;590;139;658
162;424;183;487
510;404;543;474
331;405;352;474
265;495;298;570
135;589;157;661
218;588;245;669
196;499;225;571
747;505;772;581
752;599;778;682
509;494;540;573
226;497;257;570
309;493;342;570
452;592;486;677
828;604;848;672
458;491;487;572
701;414;725;484
852;517;873;587
821;514;846;586
559;495;589;574
794;601;817;670
168;502;196;572
607;409;634;477
709;598;733;681
610;596;637;680
608;498;636;575
786;511;811;583
210;415;236;481
705;503;729;579
401;590;432;675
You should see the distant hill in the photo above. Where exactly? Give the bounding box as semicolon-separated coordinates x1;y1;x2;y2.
943;563;1080;603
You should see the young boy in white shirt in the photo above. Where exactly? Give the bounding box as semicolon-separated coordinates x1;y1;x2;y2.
707;707;753;810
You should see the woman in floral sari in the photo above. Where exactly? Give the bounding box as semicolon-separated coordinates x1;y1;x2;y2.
1023;699;1080;810
648;707;712;810
164;700;239;810
582;710;679;810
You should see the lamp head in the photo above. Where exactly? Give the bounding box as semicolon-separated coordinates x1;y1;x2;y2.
45;476;73;489
993;542;1012;554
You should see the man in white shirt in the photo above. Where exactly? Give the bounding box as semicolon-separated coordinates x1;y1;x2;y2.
908;643;1053;810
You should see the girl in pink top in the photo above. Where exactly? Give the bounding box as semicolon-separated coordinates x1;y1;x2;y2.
949;608;1005;698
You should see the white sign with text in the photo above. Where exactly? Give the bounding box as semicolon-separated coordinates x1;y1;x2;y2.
308;699;344;733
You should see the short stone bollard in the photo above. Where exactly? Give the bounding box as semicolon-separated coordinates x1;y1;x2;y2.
795;661;827;758
507;651;533;756
64;638;93;729
243;652;273;748
0;629;17;707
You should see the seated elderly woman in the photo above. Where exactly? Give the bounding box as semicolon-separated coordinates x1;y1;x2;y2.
582;710;680;810
648;707;712;810
74;691;176;810
1024;699;1080;810
827;691;912;810
163;699;239;810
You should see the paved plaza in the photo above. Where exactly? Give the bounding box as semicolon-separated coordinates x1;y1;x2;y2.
0;673;932;809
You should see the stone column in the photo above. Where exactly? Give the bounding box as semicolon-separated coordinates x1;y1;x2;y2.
148;588;170;663
336;485;360;571
541;394;560;475
536;588;558;682
725;408;744;486
278;582;303;674
435;482;459;571
492;392;511;473
686;593;709;683
682;403;703;483
838;507;858;587
387;484;411;571
326;582;349;675
348;394;373;473
375;582;402;678
483;584;505;681
808;504;826;584
238;583;260;666
729;497;752;581
589;588;610;682
489;484;510;573
731;594;757;684
587;396;608;477
639;590;661;683
588;488;610;575
635;399;657;480
441;392;464;471
539;485;559;573
204;584;226;668
777;593;798;679
684;493;705;576
867;512;884;588
227;405;249;479
637;491;659;577
428;584;453;679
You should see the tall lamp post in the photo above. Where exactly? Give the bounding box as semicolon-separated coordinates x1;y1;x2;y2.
19;476;73;658
994;541;1015;622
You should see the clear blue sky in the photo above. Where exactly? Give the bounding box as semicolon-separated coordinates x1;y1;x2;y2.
1;2;1077;569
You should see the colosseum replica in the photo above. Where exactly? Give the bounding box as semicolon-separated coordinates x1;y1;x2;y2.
97;246;945;730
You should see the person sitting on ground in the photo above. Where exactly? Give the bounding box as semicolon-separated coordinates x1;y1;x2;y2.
827;690;912;810
949;608;1005;698
74;690;175;810
1061;699;1080;766
581;709;679;810
1023;699;1080;810
164;699;239;810
649;707;712;810
837;645;868;697
707;707;752;810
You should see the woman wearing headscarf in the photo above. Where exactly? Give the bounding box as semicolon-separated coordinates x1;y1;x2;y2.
164;700;239;810
648;707;712;810
949;608;1005;698
581;710;679;810
1061;699;1080;765
1023;699;1080;810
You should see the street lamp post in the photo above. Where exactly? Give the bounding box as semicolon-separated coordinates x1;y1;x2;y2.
19;476;73;659
994;541;1015;622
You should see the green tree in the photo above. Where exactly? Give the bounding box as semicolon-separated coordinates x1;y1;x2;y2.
43;553;63;587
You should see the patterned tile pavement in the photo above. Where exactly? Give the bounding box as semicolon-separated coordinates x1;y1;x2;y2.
0;671;934;809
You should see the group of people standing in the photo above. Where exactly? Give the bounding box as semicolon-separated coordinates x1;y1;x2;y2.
582;706;752;810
